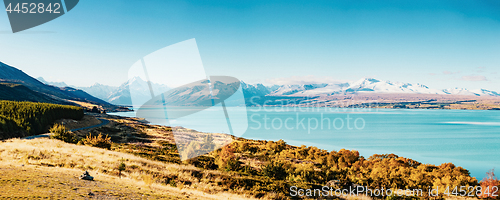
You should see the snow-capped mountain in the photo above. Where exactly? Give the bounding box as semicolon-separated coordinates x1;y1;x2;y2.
266;78;447;96
345;78;446;94
443;88;500;96
240;82;275;97
269;83;329;96
90;78;500;105
37;77;119;102
476;89;500;96
76;83;118;101
126;76;171;106
36;76;170;106
296;83;349;96
37;77;69;87
135;77;244;108
263;78;499;97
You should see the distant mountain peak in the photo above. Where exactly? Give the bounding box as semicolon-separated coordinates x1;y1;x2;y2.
128;76;147;84
37;77;47;82
36;77;68;87
90;82;105;87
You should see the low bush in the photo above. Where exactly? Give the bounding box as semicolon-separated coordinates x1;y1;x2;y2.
217;145;241;172
117;159;126;178
184;156;218;170
82;133;112;150
262;161;287;180
49;124;77;143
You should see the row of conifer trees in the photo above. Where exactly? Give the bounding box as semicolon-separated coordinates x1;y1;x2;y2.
0;100;83;139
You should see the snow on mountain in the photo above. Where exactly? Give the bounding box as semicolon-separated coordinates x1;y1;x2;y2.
76;83;118;101
267;78;449;96
346;78;446;94
135;78;244;107
37;77;119;101
293;83;348;96
474;89;500;96
240;81;274;97
268;83;348;96
34;76;500;106
443;88;500;96
36;77;68;87
36;76;170;106
443;88;479;96
113;77;170;106
269;85;308;96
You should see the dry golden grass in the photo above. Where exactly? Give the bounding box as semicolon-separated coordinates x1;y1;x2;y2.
0;138;259;200
0;162;181;199
54;114;102;130
67;100;102;111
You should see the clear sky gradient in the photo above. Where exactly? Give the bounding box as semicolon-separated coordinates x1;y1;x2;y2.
1;0;499;91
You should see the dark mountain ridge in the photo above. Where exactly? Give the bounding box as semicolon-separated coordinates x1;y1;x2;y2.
0;61;125;111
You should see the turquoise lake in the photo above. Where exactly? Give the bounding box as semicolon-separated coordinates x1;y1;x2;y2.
110;107;500;180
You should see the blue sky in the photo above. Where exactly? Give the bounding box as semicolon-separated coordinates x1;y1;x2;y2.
1;0;500;91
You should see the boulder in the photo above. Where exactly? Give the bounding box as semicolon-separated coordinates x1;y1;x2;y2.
79;171;94;181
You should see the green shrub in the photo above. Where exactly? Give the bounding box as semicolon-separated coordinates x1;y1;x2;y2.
49;124;77;143
241;165;259;176
117;159;126;178
217;145;241;172
185;156;218;170
169;179;177;187
82;133;112;150
262;161;287;180
265;139;286;152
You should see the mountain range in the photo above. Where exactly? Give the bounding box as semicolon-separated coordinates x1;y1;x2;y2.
6;57;498;110
38;76;170;106
38;77;500;107
265;78;500;97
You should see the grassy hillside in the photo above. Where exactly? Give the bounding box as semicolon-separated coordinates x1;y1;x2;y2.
0;138;258;200
0;163;184;199
0;112;486;199
0;100;83;139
